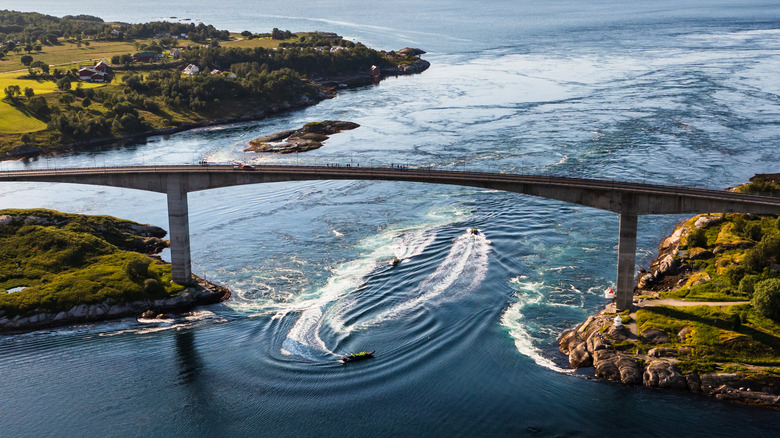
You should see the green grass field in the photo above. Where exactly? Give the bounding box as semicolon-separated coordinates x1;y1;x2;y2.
0;39;143;73
0;101;47;133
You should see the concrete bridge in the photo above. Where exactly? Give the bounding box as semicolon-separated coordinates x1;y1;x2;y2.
3;164;780;311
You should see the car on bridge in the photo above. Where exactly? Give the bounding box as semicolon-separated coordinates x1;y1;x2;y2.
233;164;256;170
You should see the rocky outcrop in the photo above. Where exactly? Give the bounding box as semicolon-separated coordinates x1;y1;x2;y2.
643;360;689;390
641;327;671;344
245;121;360;154
0;277;230;332
593;349;643;384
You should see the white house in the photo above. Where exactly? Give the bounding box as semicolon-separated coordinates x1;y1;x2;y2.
183;64;200;75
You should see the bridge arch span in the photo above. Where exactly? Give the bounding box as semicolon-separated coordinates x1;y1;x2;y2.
3;165;780;311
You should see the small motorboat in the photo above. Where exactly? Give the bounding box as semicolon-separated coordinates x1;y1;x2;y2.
340;350;375;363
391;257;400;267
470;227;479;235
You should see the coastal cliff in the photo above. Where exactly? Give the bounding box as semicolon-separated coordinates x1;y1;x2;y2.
558;203;780;408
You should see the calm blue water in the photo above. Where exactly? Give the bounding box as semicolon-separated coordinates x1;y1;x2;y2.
2;1;780;436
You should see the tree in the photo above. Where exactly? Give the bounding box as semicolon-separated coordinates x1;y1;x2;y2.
3;85;21;103
81;97;92;108
24;44;33;53
56;77;71;91
27;96;50;117
752;278;780;320
23;87;34;99
59;93;75;106
20;54;33;66
30;60;49;74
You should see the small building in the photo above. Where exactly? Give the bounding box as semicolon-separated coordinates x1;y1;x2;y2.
77;60;112;83
78;67;108;82
170;48;180;59
183;64;200;75
370;65;380;76
132;52;157;62
93;61;110;72
210;69;222;75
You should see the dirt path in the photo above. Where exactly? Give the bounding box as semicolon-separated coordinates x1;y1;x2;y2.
636;298;749;307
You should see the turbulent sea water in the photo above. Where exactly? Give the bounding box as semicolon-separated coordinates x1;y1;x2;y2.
2;1;780;436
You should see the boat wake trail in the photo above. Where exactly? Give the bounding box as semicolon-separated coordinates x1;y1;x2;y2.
279;226;440;360
345;229;491;330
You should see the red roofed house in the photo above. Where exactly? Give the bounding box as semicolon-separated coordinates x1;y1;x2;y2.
78;60;112;83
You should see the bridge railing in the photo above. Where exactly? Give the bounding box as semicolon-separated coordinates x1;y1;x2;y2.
3;161;780;201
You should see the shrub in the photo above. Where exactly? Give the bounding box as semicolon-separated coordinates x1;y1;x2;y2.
687;227;708;248
739;274;761;295
752;278;780;320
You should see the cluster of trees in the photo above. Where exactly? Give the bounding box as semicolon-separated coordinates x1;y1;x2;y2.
121;21;229;43
121;68;314;111
181;43;392;78
0;10;108;46
281;34;355;49
718;217;780;319
0;11;232;50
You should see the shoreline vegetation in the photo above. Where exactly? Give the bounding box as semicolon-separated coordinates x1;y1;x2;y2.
558;176;780;409
0;11;429;160
0;209;230;331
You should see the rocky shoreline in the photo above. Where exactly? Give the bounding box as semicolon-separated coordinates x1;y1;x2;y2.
558;215;780;409
1;56;430;162
0;275;231;332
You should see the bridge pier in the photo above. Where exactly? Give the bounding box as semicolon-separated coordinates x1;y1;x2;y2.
167;175;192;284
615;212;637;311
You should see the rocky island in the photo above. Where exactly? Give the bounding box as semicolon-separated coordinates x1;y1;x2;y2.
559;176;780;409
245;120;359;154
0;209;230;331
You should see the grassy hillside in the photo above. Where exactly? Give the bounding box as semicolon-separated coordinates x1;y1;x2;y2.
0;209;183;317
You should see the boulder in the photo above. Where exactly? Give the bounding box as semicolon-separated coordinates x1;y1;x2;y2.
641;328;671;344
558;329;578;355
653;254;679;277
397;47;426;56
700;373;743;394
593;349;642;384
677;326;693;341
69;304;89;319
686;373;702;393
569;342;592;368
647;347;677;358
607;324;630;341
677;346;693;357
586;331;609;353
637;272;655;288
694;215;723;229
643;360;688;390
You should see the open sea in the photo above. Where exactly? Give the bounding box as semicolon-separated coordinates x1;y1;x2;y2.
1;1;780;436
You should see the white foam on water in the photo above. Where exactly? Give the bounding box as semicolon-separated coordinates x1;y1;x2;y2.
346;229;491;330
501;278;573;373
278;207;466;360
